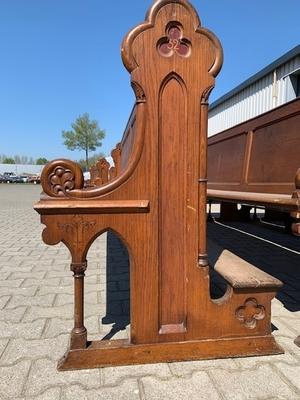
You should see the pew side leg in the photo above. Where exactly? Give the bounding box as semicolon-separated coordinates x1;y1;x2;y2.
69;261;88;350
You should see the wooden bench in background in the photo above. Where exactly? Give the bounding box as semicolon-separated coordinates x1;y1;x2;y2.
207;98;300;235
34;0;283;370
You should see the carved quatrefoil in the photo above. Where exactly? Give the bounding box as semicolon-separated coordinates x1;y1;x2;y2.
235;298;265;329
158;24;191;58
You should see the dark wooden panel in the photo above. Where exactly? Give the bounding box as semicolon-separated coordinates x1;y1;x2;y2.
208;133;247;184
208;97;300;194
248;113;300;190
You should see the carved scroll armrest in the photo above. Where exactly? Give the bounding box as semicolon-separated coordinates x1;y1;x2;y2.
41;159;84;198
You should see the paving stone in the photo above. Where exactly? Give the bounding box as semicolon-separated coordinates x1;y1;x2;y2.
170;358;239;377
141;371;221;400
0;339;9;358
64;381;140;400
0;286;37;297
0;360;31;398
0;296;10;309
0;319;47;339
6;293;55;309
1;264;34;273
274;335;300;357
16;387;61;400
211;364;300;399
277;316;300;334
272;317;300;337
21;259;54;267
54;291;98;306
37;283;99;296
9;271;46;280
46;270;75;278
0;306;27;323
25;359;101;396
43;316;101;338
275;363;300;391
0;272;12;280
21;277;61;288
22;304;105;322
0;279;24;288
102;363;172;385
1;335;69;365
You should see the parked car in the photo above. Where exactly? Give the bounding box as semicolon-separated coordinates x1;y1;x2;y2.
27;175;41;184
3;174;23;183
20;175;29;183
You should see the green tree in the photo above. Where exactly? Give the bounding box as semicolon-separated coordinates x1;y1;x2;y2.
36;157;49;165
77;152;105;171
3;157;15;164
62;113;105;170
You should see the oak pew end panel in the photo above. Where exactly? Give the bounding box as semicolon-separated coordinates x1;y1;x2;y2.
34;0;283;370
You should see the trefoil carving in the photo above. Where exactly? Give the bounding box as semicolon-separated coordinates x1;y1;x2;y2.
158;24;191;58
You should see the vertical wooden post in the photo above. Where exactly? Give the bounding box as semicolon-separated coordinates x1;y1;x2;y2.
198;95;210;267
70;261;87;349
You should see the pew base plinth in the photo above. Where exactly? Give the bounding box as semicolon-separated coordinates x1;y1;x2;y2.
57;336;283;371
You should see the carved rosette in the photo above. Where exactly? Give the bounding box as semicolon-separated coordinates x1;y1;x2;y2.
41;160;84;197
235;298;265;329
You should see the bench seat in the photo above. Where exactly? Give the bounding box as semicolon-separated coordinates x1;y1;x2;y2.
208;240;283;291
207;189;299;213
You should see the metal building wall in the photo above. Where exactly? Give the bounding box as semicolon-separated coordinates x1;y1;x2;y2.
208;55;300;136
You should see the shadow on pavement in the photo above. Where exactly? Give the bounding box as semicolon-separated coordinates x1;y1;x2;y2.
101;231;130;339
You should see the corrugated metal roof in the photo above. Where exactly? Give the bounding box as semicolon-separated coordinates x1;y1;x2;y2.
210;45;300;110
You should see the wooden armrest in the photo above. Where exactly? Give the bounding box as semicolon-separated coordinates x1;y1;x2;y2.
34;199;150;215
208;240;283;290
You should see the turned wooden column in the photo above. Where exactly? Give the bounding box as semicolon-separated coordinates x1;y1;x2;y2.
70;261;87;349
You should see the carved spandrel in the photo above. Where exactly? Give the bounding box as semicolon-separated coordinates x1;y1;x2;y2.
57;215;96;247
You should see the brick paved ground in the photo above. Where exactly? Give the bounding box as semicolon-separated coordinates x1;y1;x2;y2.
0;184;300;399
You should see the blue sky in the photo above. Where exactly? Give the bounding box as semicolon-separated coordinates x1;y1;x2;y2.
0;0;299;162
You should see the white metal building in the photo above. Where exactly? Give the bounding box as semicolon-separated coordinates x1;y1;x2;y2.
208;45;300;136
0;164;43;176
